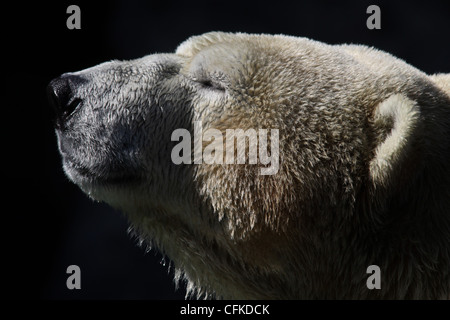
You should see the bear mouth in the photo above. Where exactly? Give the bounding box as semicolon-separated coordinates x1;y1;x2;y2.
57;133;141;187
65;159;140;186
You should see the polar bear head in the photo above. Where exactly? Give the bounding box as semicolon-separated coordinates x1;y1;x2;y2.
48;32;450;299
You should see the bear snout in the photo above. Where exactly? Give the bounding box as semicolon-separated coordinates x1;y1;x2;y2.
47;74;86;129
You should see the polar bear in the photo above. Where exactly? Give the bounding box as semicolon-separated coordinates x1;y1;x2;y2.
48;32;450;299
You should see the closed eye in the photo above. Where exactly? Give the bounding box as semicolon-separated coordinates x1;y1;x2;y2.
195;78;226;92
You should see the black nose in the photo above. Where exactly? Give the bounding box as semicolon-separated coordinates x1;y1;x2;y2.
47;74;86;128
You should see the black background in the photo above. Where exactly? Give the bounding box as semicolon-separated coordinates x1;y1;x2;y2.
6;0;450;300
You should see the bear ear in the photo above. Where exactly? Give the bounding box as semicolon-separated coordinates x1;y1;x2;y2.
369;94;420;187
